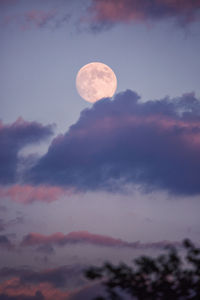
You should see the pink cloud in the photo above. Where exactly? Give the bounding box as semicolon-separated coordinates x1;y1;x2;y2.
21;231;129;247
21;230;182;249
88;0;200;26
0;185;74;204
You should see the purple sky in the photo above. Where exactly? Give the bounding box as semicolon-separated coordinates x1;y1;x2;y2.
1;0;200;299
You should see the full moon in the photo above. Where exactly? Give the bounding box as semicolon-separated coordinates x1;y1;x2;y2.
76;62;117;103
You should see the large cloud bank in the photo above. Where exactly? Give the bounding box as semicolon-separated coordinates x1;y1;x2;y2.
27;90;200;196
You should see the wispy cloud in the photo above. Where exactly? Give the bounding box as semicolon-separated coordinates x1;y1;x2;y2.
0;216;24;232
1;5;71;31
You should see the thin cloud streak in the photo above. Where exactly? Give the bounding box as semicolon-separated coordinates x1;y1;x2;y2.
21;231;182;250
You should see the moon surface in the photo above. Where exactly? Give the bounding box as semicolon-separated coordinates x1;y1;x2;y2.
76;62;117;103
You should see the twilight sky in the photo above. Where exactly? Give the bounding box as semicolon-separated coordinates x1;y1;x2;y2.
1;0;200;299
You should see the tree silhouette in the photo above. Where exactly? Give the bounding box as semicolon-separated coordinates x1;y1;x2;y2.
85;239;200;300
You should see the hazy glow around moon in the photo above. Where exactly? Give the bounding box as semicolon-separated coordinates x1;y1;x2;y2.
76;62;117;103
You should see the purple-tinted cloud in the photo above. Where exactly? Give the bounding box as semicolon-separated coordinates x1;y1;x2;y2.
0;118;54;185
0;265;85;300
0;278;70;300
27;90;200;195
0;266;84;289
86;0;200;31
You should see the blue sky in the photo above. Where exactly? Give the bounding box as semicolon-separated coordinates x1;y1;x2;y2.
1;0;200;134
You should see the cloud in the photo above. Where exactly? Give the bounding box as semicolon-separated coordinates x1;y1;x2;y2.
21;231;131;248
0;266;84;289
21;230;181;250
68;282;106;300
0;265;85;300
22;9;57;29
27;90;200;196
0;118;54;185
35;244;55;255
0;291;45;300
0;278;70;300
86;0;200;30
2;6;71;31
25;268;84;290
0;235;14;250
0;185;70;204
0;216;24;232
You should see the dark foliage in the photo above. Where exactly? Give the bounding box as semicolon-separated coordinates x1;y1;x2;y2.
85;239;200;300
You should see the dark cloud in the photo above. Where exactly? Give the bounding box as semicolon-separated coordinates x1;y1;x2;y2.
0;277;69;300
0;118;54;185
0;235;14;250
27;90;200;196
35;244;55;255
0;265;109;300
21;267;84;289
21;231;182;250
0;267;27;278
0;291;45;300
0;265;85;289
68;282;107;300
87;0;200;31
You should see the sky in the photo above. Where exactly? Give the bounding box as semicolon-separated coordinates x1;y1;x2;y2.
1;0;200;299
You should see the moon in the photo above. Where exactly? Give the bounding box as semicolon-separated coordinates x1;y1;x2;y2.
76;62;117;103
